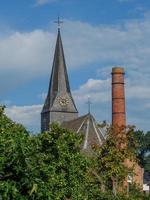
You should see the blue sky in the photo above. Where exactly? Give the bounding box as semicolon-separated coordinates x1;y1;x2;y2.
1;0;150;132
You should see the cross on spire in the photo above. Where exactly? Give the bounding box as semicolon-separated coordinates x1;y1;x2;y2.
86;97;92;113
54;16;63;30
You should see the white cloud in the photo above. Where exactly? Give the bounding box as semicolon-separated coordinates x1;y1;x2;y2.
72;78;111;125
5;76;150;133
4;78;110;133
74;77;150;131
35;0;58;6
4;77;111;133
117;0;133;2
38;92;47;100
5;105;42;133
73;78;111;104
144;103;150;109
0;30;51;72
0;30;55;92
1;17;150;91
127;85;150;99
2;16;150;131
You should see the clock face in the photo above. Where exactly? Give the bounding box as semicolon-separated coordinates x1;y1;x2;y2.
57;96;69;106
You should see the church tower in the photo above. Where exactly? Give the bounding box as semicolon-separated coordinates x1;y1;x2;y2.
41;28;78;132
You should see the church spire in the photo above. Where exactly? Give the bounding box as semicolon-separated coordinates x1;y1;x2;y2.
54;16;63;30
41;28;78;132
45;28;71;109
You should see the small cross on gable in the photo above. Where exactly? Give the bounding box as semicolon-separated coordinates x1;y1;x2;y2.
86;97;92;113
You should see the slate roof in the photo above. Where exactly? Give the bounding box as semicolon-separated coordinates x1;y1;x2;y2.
42;29;78;114
144;171;150;185
62;113;106;151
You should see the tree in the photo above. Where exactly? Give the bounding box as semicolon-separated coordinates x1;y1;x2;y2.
0;106;89;199
0;106;30;199
91;125;137;196
134;130;150;172
0;106;148;199
36;124;90;199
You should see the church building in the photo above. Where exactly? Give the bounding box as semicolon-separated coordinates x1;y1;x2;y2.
41;25;106;150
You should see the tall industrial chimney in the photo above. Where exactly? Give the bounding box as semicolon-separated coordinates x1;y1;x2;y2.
112;67;126;126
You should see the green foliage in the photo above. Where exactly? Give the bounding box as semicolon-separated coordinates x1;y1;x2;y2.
36;124;89;199
0;107;90;199
0;106;148;199
134;130;150;172
91;125;137;195
86;181;150;200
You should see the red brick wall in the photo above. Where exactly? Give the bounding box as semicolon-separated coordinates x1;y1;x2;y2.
112;67;126;126
124;159;144;188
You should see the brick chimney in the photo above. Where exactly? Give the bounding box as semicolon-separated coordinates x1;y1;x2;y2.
112;68;144;190
112;67;126;126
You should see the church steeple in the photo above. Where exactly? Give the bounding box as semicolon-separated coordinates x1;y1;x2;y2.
41;29;78;132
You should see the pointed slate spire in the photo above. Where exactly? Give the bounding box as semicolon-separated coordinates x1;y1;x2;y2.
41;29;78;132
43;29;71;110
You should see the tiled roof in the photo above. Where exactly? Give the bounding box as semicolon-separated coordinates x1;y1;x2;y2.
62;113;106;151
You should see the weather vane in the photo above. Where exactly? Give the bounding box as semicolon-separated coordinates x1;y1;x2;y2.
86;97;92;113
54;16;63;29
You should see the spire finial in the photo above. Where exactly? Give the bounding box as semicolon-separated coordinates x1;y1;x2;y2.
86;97;92;113
54;16;63;30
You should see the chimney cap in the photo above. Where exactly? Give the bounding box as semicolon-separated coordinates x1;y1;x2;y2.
112;67;124;74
